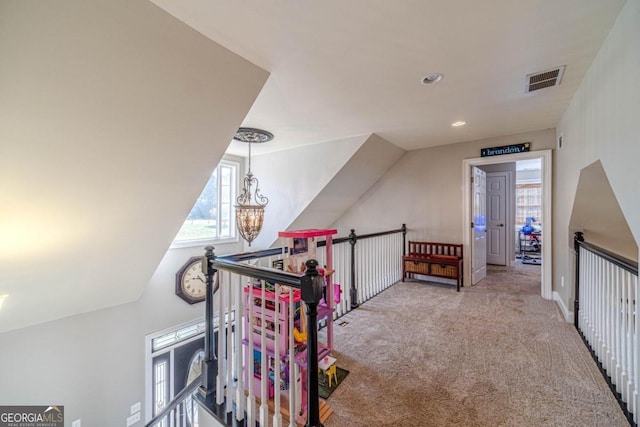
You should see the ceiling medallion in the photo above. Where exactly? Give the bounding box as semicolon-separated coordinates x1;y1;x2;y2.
234;127;274;144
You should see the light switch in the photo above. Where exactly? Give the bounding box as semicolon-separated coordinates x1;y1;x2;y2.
126;412;141;427
130;402;141;414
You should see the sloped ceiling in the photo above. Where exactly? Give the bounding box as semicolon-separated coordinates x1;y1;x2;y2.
289;134;405;235
570;160;638;261
248;134;371;249
0;0;268;332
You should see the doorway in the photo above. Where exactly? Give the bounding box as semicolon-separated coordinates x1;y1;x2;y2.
462;149;552;299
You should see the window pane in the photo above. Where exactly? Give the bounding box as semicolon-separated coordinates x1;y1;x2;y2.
516;183;542;226
154;360;168;416
174;160;238;242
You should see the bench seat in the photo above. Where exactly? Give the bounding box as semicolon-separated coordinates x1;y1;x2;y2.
402;241;463;291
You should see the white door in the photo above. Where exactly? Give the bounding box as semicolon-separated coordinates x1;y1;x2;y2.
472;167;487;284
486;172;507;265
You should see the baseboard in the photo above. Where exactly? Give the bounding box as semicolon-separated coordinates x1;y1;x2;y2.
553;291;574;323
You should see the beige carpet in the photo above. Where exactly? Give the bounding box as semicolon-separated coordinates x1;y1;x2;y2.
323;263;628;427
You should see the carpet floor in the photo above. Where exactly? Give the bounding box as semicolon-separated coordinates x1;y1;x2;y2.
323;263;628;427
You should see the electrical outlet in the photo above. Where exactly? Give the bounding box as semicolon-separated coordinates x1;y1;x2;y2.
126;413;140;427
72;420;81;427
561;276;565;288
130;402;141;415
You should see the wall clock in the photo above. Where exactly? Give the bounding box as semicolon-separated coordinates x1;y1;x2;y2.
176;256;207;304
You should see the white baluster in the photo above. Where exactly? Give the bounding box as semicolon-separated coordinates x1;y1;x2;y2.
272;284;282;427
627;270;635;410
608;264;615;380
259;282;269;426
632;271;639;419
615;266;622;392
246;277;256;427
621;266;629;405
236;274;245;422
226;273;233;414
589;250;596;346
216;273;225;405
605;262;612;374
597;257;604;359
288;286;296;427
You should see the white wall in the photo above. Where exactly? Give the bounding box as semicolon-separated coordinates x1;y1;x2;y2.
554;0;640;306
0;0;268;333
0;0;265;422
0;240;239;425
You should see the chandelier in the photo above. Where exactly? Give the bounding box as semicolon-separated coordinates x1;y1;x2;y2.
233;127;273;246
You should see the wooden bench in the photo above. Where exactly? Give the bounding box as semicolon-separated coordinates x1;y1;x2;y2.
402;241;463;291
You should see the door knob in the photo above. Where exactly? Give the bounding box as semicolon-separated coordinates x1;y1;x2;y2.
498;224;504;227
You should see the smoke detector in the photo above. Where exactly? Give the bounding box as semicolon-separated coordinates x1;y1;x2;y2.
525;66;566;93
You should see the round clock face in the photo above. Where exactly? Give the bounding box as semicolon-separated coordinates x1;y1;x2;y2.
176;257;206;304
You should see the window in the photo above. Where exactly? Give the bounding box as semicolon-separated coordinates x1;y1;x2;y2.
152;357;169;421
174;159;239;244
515;183;542;226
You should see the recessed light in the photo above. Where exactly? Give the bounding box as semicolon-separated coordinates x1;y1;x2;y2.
0;294;8;311
421;73;444;85
451;121;466;127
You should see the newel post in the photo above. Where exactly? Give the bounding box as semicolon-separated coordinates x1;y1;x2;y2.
301;259;325;427
348;229;359;309
200;246;218;397
574;232;584;329
401;223;407;256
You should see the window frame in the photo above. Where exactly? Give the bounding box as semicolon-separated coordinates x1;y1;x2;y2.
171;157;241;248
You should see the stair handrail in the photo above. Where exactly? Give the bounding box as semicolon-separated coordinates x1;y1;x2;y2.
145;374;202;427
574;232;638;275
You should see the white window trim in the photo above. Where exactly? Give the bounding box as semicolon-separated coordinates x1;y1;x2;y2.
170;156;242;249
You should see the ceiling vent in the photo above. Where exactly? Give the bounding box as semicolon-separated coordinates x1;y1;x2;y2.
525;65;566;93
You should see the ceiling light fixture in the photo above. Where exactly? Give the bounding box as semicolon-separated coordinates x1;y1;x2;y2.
451;121;467;127
0;294;8;311
233;127;273;246
421;73;444;85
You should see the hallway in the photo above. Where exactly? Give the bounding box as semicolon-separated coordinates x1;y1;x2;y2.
324;265;627;426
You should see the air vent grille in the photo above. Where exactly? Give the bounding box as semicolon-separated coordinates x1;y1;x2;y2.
525;66;565;93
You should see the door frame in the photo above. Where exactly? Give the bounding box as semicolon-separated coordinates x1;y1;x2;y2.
462;149;552;299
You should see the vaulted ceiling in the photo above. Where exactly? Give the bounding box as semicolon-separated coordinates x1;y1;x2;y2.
0;0;628;332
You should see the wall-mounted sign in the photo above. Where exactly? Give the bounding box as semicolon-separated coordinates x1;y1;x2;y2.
481;142;530;157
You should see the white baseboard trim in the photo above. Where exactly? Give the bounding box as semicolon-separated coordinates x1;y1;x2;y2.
553;291;574;323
